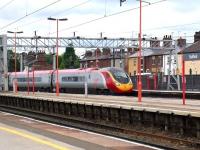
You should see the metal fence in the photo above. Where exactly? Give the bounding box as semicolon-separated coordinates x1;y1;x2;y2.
131;75;200;91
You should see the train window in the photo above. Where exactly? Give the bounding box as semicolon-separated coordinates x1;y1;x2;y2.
35;77;42;82
109;68;129;84
73;77;78;81
105;73;110;79
16;77;42;82
62;76;80;82
62;77;68;82
17;78;26;82
79;76;85;82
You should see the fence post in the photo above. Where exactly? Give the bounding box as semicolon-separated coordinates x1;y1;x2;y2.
147;75;150;90
154;74;157;90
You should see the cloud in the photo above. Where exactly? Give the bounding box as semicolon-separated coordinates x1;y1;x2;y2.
0;0;199;44
170;0;200;13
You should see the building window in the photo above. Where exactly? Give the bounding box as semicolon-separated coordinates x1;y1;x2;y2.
174;57;177;64
133;59;136;66
158;56;162;65
152;56;155;65
141;58;143;66
167;56;170;64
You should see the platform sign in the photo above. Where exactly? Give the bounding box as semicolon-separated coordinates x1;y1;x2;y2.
184;52;200;61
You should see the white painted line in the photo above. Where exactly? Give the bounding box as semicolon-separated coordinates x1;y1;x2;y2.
0;111;163;150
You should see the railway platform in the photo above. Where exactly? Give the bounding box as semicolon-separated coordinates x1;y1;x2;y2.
0;92;200;149
133;89;200;99
0;111;157;150
1;92;200;117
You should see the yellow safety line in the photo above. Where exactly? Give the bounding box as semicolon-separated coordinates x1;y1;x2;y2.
0;126;70;150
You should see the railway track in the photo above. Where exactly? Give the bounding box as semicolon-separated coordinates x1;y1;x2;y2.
0;101;199;150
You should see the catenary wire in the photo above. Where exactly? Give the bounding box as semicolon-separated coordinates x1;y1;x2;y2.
0;0;62;30
0;0;15;11
16;0;92;29
48;0;167;35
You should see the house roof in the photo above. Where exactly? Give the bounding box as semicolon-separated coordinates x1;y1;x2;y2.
80;55;111;62
80;54;123;62
129;48;172;58
180;41;200;54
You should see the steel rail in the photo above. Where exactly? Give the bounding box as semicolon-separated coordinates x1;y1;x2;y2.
0;95;199;149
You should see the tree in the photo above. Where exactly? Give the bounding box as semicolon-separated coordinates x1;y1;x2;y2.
7;50;20;72
59;45;80;69
58;55;62;69
45;53;53;65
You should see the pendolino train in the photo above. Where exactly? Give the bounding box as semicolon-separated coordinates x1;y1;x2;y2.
8;67;133;94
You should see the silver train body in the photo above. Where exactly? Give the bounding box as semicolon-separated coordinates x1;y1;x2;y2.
8;67;133;94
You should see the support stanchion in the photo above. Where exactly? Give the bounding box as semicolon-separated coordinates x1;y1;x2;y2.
147;76;150;90
154;74;157;90
27;67;29;95
182;58;186;105
32;67;35;95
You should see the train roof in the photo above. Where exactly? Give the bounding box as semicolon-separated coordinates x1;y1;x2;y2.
100;67;124;71
9;68;100;75
9;70;53;75
59;68;99;73
9;67;126;76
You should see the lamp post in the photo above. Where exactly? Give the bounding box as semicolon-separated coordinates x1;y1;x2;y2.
136;0;150;102
31;31;41;95
137;0;142;102
84;62;88;97
48;17;68;96
182;51;186;105
7;30;23;93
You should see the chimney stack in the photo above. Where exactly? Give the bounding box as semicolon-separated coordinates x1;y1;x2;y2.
94;48;101;57
163;35;172;48
194;31;200;43
85;50;92;57
177;37;186;48
150;37;160;48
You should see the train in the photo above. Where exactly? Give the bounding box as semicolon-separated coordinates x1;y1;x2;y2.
8;67;133;94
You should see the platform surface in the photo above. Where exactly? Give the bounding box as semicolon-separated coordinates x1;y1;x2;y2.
0;111;159;150
1;92;200;117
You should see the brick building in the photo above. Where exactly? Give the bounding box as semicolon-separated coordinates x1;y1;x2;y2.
24;51;52;70
80;48;112;68
178;31;200;75
80;47;132;73
128;35;175;76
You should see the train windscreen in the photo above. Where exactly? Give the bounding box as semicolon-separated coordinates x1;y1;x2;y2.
109;68;130;84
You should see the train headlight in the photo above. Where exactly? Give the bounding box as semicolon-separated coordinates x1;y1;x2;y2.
115;82;120;86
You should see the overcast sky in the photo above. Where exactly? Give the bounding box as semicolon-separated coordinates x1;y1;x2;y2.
0;0;200;53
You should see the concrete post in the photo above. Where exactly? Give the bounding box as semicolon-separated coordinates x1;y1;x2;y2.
53;46;56;70
197;120;200;138
175;41;180;90
3;35;8;91
167;50;172;90
0;39;3;91
112;48;115;67
20;53;23;72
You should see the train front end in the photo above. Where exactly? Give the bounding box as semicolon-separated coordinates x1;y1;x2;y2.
101;67;133;94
